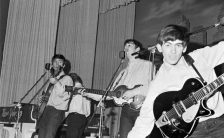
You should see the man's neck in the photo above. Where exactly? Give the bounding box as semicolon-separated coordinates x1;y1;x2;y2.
163;56;186;68
53;70;65;79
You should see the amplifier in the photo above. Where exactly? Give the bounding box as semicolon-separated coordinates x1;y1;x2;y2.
0;103;38;123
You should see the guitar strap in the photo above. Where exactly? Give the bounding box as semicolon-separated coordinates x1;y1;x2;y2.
45;74;66;93
184;54;207;85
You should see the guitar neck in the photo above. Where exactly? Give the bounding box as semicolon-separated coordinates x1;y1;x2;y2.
85;88;117;97
65;86;116;97
194;73;224;101
184;73;224;109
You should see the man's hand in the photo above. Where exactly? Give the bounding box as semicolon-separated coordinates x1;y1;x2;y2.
122;90;136;100
38;95;48;105
79;88;86;95
49;77;58;84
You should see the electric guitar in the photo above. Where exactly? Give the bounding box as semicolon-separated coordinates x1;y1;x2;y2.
149;73;224;138
65;85;145;111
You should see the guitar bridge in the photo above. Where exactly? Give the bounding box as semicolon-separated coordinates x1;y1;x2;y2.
155;111;171;128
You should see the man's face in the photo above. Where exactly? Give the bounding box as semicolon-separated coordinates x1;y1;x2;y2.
52;58;64;71
158;39;187;65
124;42;140;59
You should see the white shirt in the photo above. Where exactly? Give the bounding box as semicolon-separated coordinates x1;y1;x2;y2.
112;58;153;96
47;74;73;110
128;41;224;138
66;82;91;117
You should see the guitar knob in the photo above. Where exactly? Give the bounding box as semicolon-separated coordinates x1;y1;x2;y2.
171;118;180;126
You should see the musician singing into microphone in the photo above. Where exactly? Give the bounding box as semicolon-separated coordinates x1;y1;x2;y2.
128;25;224;138
38;54;73;138
83;39;154;138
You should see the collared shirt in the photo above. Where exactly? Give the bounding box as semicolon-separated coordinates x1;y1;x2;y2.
47;73;73;110
66;82;91;117
128;41;224;138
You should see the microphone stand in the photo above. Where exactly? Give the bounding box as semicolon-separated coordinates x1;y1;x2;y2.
150;49;156;80
14;71;47;138
97;59;124;138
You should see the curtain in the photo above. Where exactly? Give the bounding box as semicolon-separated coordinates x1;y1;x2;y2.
0;0;60;106
60;0;80;6
99;0;137;13
56;0;100;88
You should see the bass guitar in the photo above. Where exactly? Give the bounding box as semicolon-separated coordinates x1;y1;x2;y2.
65;85;145;111
150;73;224;138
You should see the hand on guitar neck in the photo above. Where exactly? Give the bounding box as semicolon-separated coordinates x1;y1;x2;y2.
122;86;143;100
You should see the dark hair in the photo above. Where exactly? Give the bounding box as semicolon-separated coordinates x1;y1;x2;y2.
51;54;66;63
51;54;68;74
63;59;71;74
124;39;144;51
69;73;83;84
157;24;189;46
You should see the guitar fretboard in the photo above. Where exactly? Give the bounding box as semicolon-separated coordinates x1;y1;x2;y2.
82;88;116;97
65;86;117;97
184;74;224;109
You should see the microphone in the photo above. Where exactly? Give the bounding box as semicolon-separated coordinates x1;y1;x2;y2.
119;51;125;59
188;17;224;35
131;51;145;56
147;45;157;51
45;63;51;70
131;45;157;56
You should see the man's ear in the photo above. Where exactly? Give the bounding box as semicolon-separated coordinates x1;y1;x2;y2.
136;47;140;52
183;46;187;53
156;44;162;53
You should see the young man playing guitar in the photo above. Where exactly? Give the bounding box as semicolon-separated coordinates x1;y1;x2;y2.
128;25;224;138
65;73;91;138
83;39;154;138
37;54;73;138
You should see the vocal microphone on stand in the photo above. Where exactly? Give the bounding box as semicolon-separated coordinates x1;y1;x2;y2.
119;51;125;60
45;63;51;70
131;45;157;56
45;63;57;76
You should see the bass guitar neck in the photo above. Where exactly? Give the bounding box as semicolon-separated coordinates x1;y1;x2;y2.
65;85;145;110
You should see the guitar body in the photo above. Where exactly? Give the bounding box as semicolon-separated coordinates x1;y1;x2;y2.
38;92;50;118
37;83;53;120
112;85;145;111
150;78;214;138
